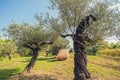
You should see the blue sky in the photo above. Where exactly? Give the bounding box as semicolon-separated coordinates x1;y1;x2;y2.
0;0;119;43
0;0;57;36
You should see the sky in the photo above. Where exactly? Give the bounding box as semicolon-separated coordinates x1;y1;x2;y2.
0;0;120;43
0;0;57;36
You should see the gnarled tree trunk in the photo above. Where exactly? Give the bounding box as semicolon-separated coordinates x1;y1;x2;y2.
74;36;90;80
74;14;96;80
23;48;39;73
6;53;12;60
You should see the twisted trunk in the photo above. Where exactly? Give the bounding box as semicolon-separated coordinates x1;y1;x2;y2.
23;48;39;73
22;41;52;73
6;53;12;60
74;14;96;80
74;37;90;80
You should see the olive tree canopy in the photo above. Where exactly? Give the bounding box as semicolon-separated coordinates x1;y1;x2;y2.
48;0;120;41
5;22;53;72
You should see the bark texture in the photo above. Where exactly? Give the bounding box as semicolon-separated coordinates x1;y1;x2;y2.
23;48;39;73
7;53;12;60
74;14;96;80
22;41;52;73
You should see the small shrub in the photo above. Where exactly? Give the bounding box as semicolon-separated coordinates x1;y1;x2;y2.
97;49;120;57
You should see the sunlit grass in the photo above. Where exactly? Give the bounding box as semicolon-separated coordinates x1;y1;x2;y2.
88;56;120;80
0;54;120;80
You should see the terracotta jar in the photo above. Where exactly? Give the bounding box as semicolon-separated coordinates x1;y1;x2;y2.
56;49;69;61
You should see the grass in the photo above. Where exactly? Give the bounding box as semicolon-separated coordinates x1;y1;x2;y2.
88;56;120;80
0;54;120;80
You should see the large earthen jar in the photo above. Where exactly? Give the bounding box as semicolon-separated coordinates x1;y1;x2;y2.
56;49;69;61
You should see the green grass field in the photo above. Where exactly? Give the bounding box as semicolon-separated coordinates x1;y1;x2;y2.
0;54;120;80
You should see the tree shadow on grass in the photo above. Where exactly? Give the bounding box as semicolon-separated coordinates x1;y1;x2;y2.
0;68;57;80
0;68;21;80
47;59;58;62
20;60;29;63
90;62;120;71
10;74;57;80
37;57;58;62
99;55;120;62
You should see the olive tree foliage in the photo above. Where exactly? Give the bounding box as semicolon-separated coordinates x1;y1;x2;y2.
1;40;17;59
0;38;17;59
109;42;120;49
48;0;120;41
48;0;120;59
48;36;69;55
6;23;52;47
116;14;120;41
5;22;53;72
0;37;4;58
17;47;32;56
116;28;120;41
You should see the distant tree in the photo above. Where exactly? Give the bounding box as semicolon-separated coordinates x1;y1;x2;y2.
109;42;120;49
42;36;69;57
86;40;109;55
0;36;3;43
49;36;69;55
99;41;110;49
1;40;17;59
0;37;17;59
5;22;53;73
0;36;4;58
17;47;32;56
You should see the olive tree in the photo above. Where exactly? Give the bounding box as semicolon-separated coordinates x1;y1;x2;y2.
0;37;4;58
48;0;120;79
5;22;52;72
0;38;17;59
1;40;17;59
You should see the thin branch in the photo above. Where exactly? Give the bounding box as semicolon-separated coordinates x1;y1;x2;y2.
73;6;77;33
23;44;33;50
39;41;52;47
61;34;74;38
